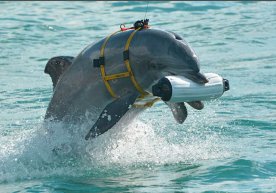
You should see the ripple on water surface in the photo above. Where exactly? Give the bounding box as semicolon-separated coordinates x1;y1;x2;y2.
0;1;276;192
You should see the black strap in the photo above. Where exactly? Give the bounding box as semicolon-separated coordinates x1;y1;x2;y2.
123;50;129;61
93;56;105;68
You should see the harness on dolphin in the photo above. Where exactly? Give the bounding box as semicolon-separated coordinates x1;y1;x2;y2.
85;19;230;140
85;19;161;140
93;19;160;108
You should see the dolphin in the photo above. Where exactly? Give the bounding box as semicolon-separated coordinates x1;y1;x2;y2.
44;28;208;140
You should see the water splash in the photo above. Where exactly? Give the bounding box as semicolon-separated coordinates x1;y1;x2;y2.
0;105;231;183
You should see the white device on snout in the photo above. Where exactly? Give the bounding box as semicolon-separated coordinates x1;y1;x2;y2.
152;73;229;102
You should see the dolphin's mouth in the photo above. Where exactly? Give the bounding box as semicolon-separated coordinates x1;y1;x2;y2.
163;70;176;76
163;70;208;84
168;71;177;76
187;72;209;84
162;70;208;84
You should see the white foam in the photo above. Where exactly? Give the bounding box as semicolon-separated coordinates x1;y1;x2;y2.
0;105;232;182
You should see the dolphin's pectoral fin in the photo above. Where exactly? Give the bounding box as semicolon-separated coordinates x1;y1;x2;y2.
166;102;188;124
85;92;139;140
187;101;204;110
44;56;74;89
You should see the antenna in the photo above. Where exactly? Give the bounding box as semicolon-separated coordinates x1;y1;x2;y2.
144;1;149;21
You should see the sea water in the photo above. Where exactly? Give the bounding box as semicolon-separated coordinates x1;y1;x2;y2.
0;1;275;192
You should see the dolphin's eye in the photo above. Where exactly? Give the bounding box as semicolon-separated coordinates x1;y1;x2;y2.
168;31;183;41
151;64;157;69
174;34;183;40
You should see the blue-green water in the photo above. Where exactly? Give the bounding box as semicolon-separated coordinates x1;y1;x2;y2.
0;1;276;192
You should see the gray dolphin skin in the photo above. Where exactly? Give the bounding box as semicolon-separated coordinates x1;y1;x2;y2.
44;28;208;140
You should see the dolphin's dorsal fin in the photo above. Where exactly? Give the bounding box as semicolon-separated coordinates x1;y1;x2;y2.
44;56;74;89
85;92;139;140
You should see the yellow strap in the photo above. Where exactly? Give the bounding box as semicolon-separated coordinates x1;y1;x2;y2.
104;72;130;81
133;98;161;108
100;65;117;98
98;28;158;107
99;30;121;98
124;28;149;98
100;30;120;57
